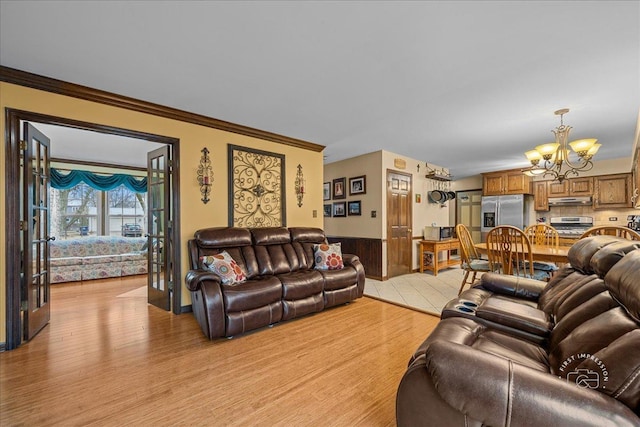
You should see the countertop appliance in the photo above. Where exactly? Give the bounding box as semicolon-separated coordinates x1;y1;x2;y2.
423;226;455;241
481;194;533;242
628;215;640;231
549;216;594;238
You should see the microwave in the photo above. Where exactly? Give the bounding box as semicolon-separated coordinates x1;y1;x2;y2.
423;226;455;241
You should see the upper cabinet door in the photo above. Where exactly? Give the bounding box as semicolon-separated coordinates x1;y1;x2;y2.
593;173;633;209
482;170;531;196
547;180;569;197
568;177;593;196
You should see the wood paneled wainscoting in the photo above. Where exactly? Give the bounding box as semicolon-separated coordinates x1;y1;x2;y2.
327;236;383;280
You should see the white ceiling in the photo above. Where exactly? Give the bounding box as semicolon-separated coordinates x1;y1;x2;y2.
1;1;639;177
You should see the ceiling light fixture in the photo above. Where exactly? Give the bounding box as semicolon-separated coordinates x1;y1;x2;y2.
523;109;601;182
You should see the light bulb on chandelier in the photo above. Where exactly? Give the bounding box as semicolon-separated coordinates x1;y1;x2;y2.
522;108;601;182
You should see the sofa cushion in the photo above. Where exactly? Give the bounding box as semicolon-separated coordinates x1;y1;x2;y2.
604;249;640;321
50;256;84;267
194;227;253;248
314;243;344;270
201;251;247;285
221;276;282;312
82;254;122;265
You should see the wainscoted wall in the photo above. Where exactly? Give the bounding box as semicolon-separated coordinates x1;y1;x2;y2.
327;236;383;280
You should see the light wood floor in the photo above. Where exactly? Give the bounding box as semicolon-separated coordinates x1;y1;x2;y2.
0;276;439;426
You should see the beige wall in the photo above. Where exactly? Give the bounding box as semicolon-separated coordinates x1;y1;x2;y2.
323;150;452;274
0;82;324;344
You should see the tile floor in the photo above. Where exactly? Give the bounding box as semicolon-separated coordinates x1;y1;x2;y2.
364;264;478;317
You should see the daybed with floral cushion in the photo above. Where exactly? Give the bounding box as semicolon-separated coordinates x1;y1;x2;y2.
185;227;365;339
50;236;148;283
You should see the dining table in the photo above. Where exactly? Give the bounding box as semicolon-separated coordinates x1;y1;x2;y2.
474;242;570;264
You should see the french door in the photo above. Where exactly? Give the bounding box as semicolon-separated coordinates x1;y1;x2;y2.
22;123;53;340
147;146;172;311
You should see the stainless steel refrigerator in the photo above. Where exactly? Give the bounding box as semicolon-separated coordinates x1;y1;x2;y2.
480;194;533;242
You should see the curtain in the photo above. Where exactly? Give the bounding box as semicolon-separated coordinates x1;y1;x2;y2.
51;168;147;193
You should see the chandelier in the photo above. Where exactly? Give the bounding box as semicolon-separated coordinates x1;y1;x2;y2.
523;108;601;182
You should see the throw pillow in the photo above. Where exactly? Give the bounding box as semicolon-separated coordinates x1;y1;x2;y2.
314;243;344;270
201;251;247;285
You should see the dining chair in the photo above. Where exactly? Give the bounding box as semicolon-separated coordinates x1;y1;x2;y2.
455;224;491;295
485;225;549;281
524;223;561;277
579;225;640;241
524;223;560;247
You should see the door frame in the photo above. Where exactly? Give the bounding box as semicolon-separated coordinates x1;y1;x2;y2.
4;108;182;350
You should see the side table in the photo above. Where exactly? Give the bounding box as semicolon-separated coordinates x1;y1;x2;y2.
419;239;460;276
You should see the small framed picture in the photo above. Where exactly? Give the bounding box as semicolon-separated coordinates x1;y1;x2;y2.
332;201;346;217
323;204;332;217
333;177;346;199
323;182;331;201
349;176;366;195
348;200;361;216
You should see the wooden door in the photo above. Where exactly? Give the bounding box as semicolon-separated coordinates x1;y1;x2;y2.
147;146;172;310
456;190;483;242
387;170;412;278
22;123;52;340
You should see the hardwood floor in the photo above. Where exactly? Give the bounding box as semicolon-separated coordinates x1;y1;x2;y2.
0;276;439;426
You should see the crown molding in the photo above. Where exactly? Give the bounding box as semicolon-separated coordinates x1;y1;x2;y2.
0;65;325;153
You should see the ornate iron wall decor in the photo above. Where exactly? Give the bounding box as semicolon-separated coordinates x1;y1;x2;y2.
295;164;305;207
197;147;213;203
228;144;286;227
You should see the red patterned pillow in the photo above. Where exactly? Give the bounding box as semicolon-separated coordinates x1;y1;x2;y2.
313;243;344;270
200;251;247;285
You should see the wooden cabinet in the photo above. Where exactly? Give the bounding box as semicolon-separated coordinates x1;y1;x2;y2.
546;177;593;197
533;181;549;211
568;177;594;196
547;180;569;197
593;173;633;209
482;169;532;196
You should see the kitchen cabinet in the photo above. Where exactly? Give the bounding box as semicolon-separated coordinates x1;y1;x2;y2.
482;169;532;196
546;177;593;197
533;181;549;211
593;173;633;209
568;177;594;196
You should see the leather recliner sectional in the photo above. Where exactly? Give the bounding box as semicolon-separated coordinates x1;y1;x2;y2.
185;226;365;339
396;235;640;426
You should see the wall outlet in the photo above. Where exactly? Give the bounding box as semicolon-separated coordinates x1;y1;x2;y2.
371;210;377;218
609;217;618;221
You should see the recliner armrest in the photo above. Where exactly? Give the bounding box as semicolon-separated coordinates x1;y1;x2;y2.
479;272;545;301
185;269;222;291
426;340;639;427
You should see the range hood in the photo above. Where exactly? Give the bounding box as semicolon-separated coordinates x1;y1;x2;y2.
548;196;592;206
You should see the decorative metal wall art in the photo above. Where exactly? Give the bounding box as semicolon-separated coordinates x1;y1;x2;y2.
197;147;213;204
228;145;285;227
295;164;305;207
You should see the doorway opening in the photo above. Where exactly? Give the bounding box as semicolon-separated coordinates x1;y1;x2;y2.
4;109;181;350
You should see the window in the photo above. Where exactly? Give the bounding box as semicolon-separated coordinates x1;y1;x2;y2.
50;184;147;239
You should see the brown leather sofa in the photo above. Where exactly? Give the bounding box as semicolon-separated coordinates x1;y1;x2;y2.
396;235;640;426
185;226;365;339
